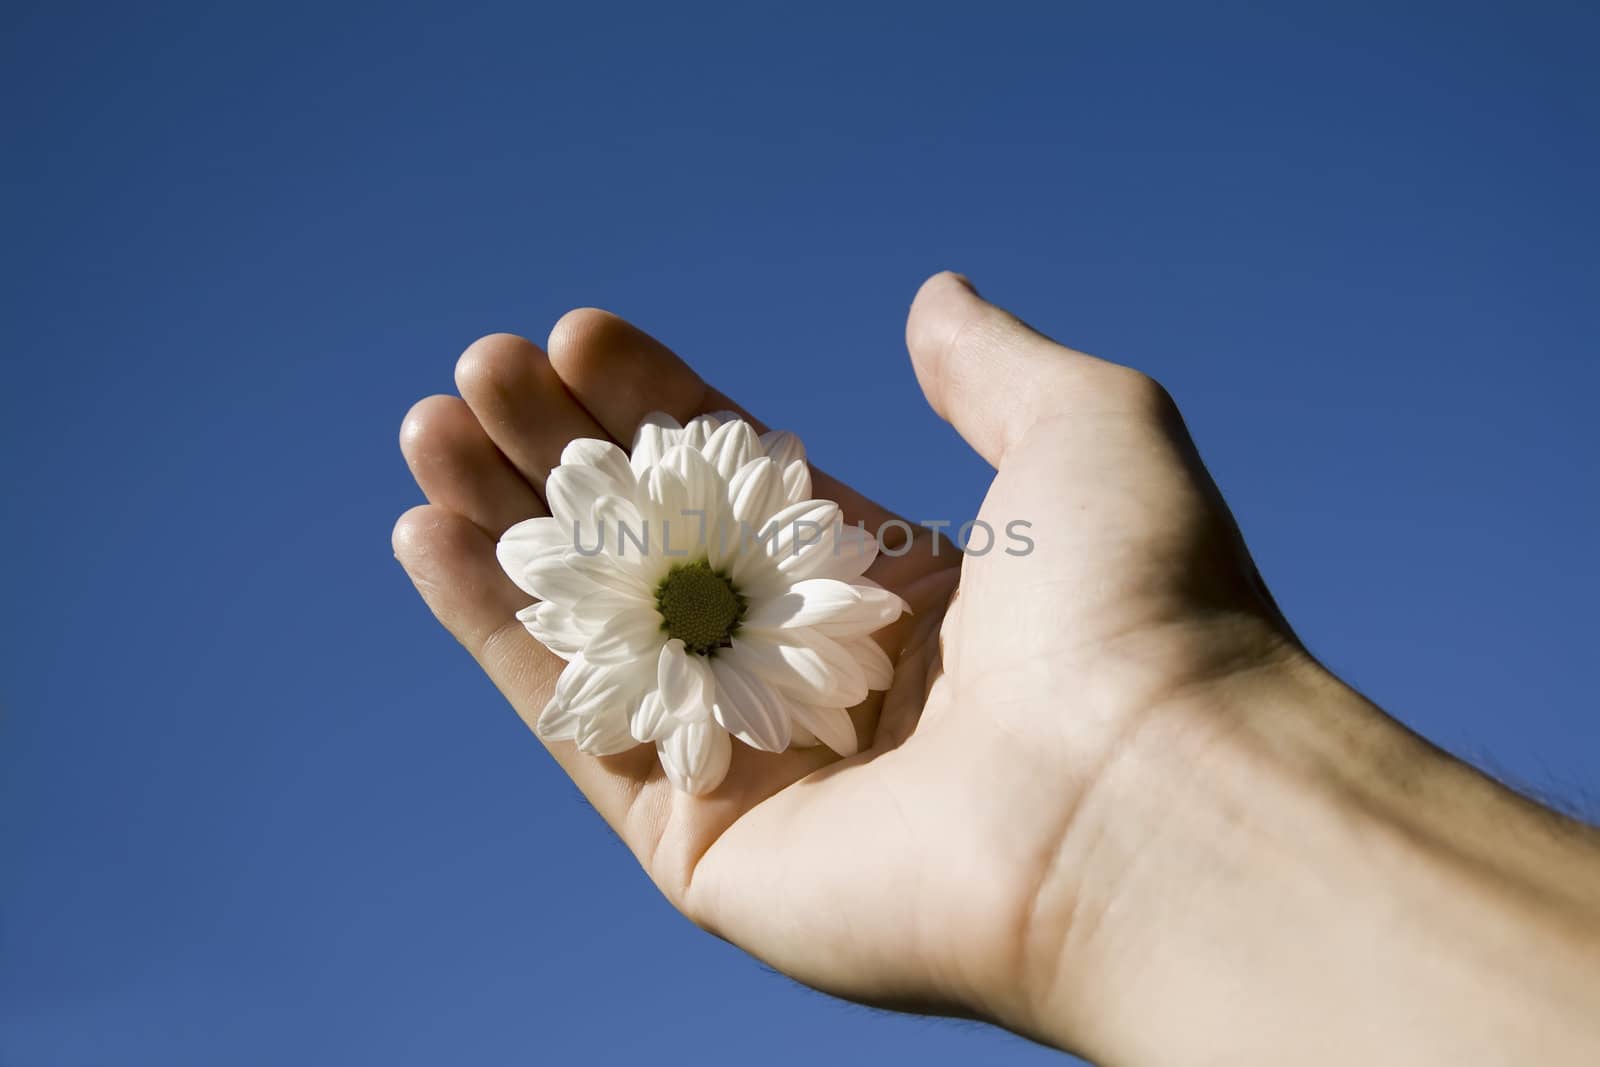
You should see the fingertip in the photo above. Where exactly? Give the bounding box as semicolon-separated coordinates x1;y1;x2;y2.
399;394;468;459
905;273;985;425
391;503;442;563
544;307;706;441
454;332;542;404
906;270;985;358
923;269;977;296
392;503;495;581
545;306;615;366
910;270;977;316
904;270;1123;466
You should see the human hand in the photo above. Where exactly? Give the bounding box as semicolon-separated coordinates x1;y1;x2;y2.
392;270;1295;1042
395;273;1600;1063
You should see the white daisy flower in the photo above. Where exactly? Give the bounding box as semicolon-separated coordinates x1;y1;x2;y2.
496;411;908;795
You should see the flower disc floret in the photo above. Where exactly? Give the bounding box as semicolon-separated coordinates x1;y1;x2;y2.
656;559;745;655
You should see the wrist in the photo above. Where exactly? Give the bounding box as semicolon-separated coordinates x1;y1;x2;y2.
1018;648;1600;1065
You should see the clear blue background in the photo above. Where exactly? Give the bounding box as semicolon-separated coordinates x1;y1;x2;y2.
4;1;1597;1063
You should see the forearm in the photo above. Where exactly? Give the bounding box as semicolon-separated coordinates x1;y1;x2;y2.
1022;655;1600;1065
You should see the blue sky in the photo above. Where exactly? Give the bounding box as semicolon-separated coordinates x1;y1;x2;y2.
3;2;1597;1063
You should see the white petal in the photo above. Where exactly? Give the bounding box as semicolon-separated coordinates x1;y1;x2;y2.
705;499;741;569
520;555;605;606
709;657;793;752
516;601;586;659
552;654;598;705
632;465;687;583
804;581;909;637
644;457;706;557
576;700;640;756
656;718;732;795
564;549;650;598
657;639;714;722
778;519;878;582
702;419;762;482
545;464;621;541
759;429;804;466
789;721;820;747
658;444;734;564
735;498;835;575
727;457;786;527
568;588;646;628
707;495;741;569
739;585;820;630
535;693;580;741
553;654;645;715
680;416;713;444
659;445;723;526
790;703;858;757
630;689;672;742
630;412;683;475
781;460;812;505
591;494;648;558
782;628;869;703
584;607;665;665
742;577;897;631
851;576;909;615
560;438;636;495
496;516;569;596
760;429;812;504
836;634;895;690
640;464;688;526
679;410;739;448
726;631;867;709
545;656;652;754
751;501;840;582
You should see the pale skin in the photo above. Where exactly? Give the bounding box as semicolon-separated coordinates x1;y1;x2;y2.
394;272;1600;1065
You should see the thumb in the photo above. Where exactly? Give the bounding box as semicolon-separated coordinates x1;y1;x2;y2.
905;271;1147;467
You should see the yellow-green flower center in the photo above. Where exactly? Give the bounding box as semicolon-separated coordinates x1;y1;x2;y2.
655;559;745;656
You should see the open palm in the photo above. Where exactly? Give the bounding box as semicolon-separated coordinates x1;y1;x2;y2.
394;273;1290;1040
